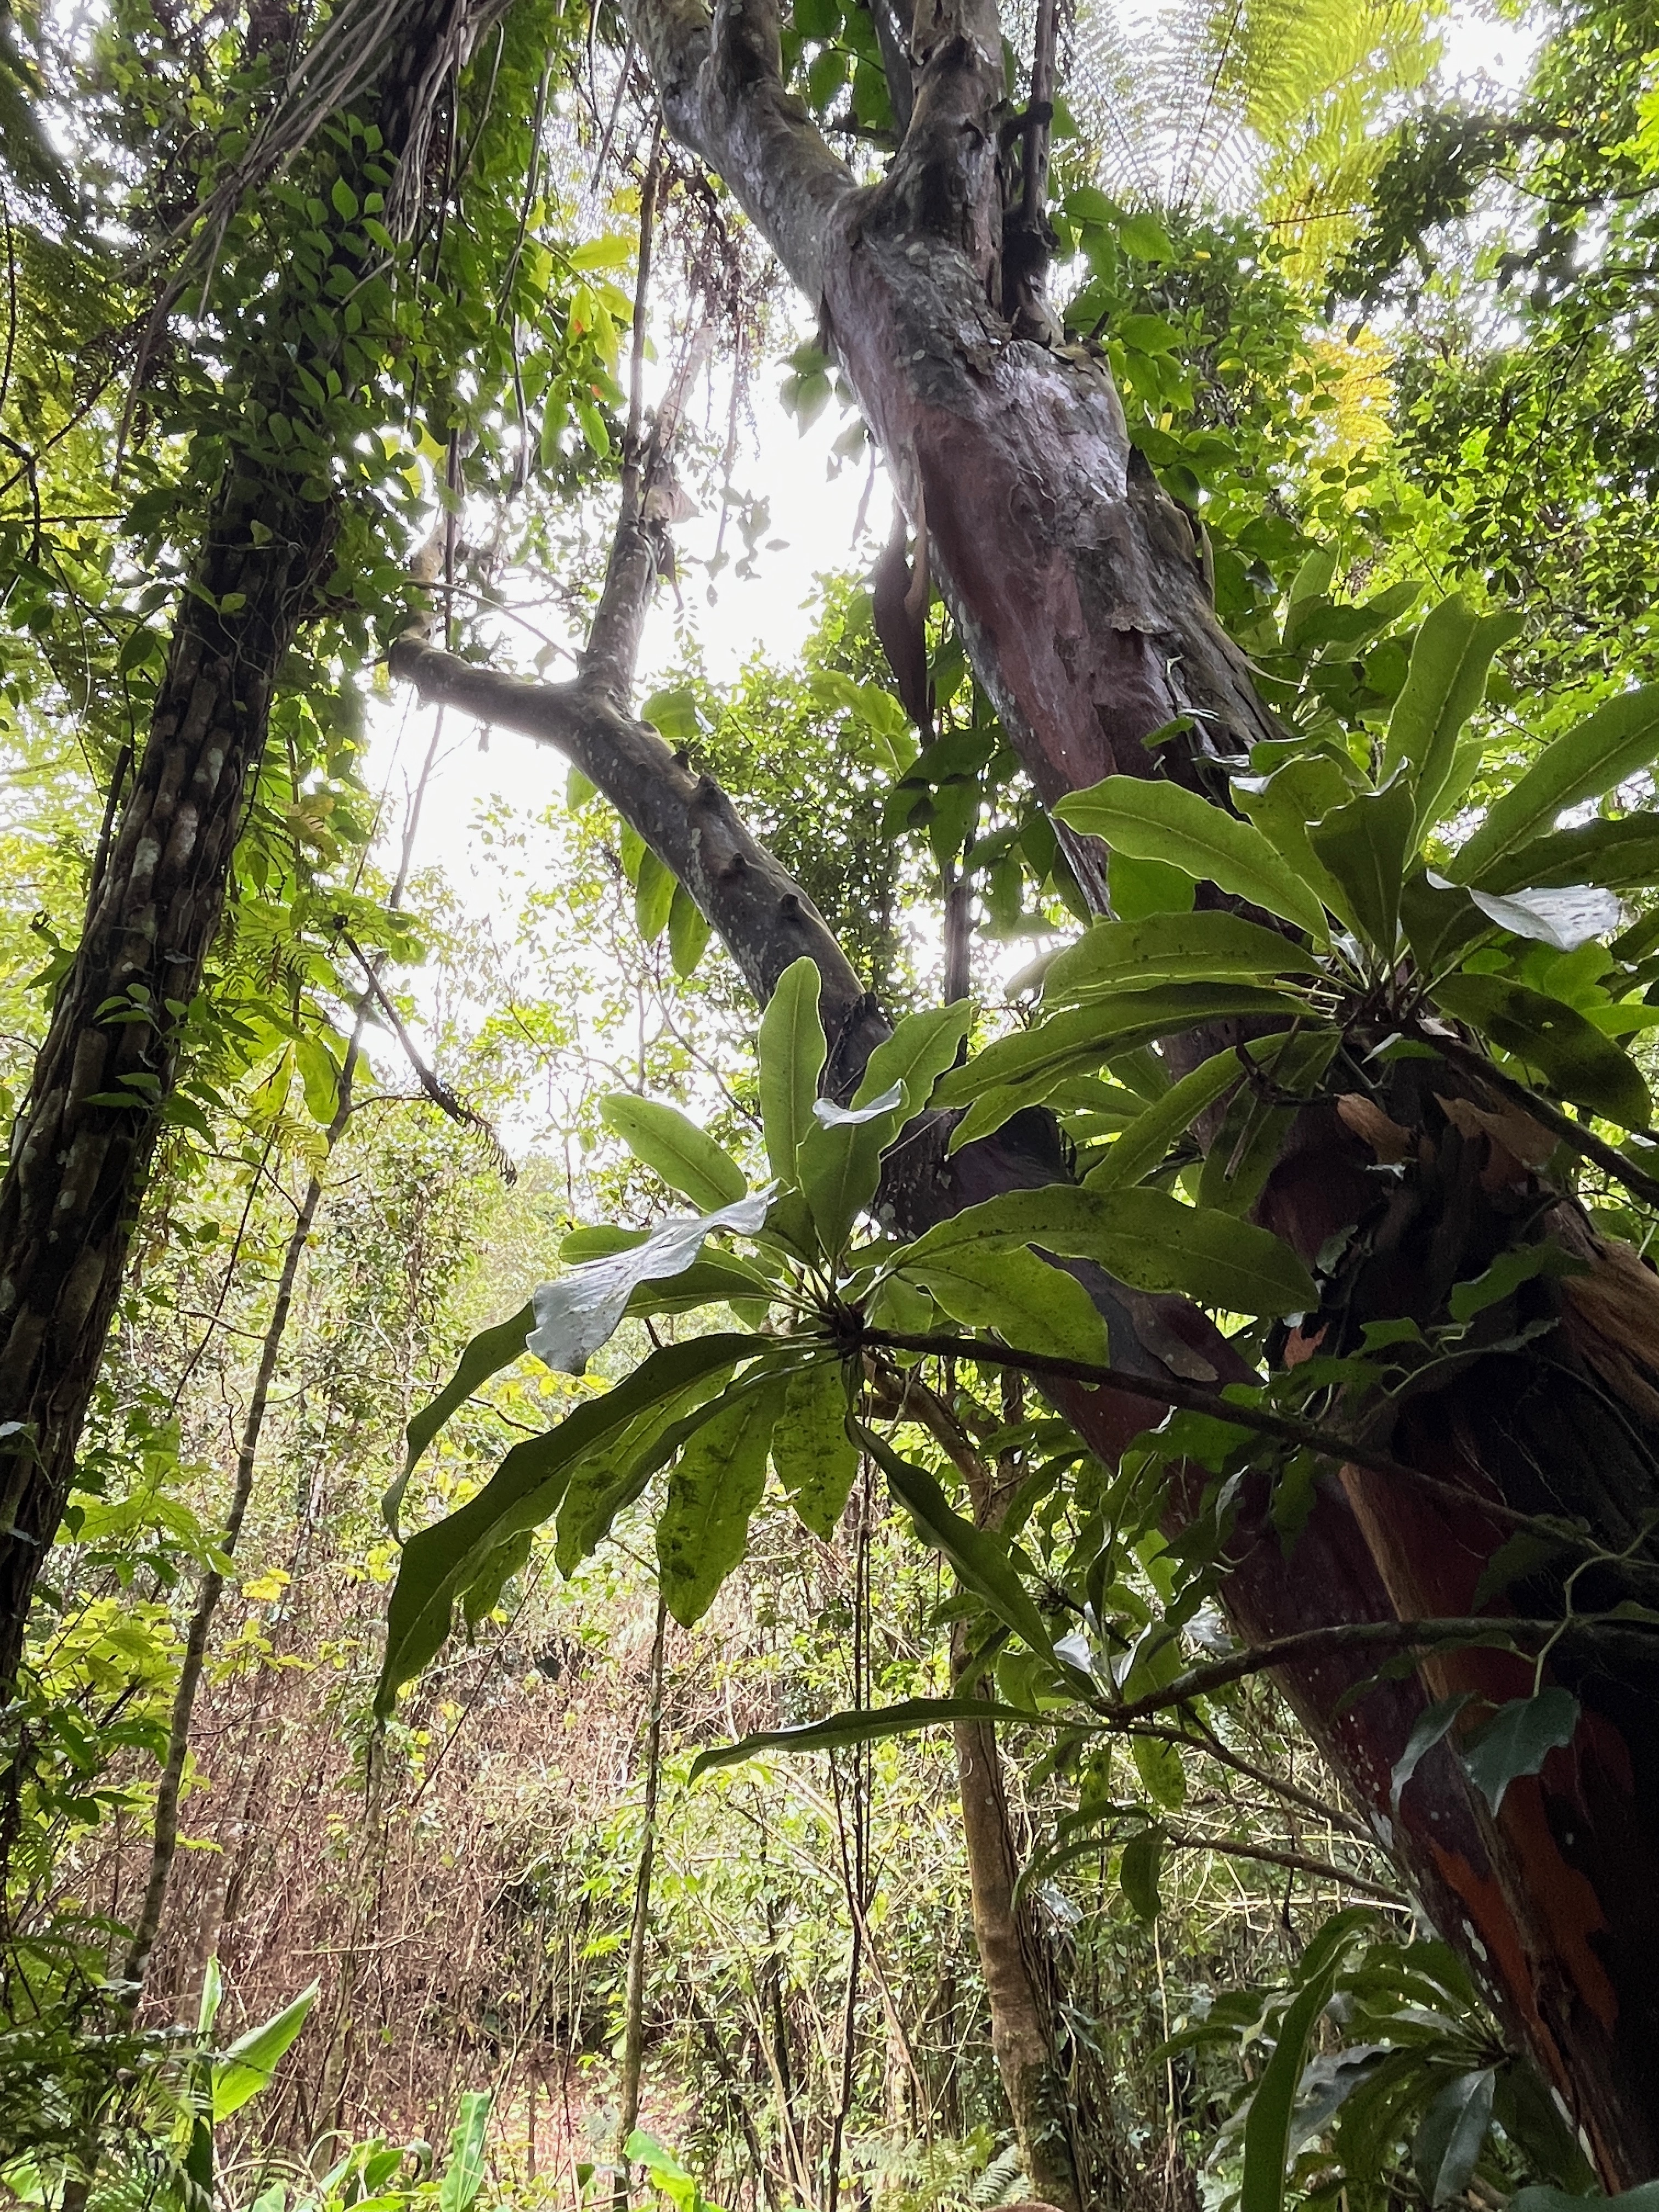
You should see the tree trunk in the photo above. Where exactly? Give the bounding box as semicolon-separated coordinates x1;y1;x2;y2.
438;0;1659;2171
0;0;490;1697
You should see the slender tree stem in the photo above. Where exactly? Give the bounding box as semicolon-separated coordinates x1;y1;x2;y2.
614;1591;669;2211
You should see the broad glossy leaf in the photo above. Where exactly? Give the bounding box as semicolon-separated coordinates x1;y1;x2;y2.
1449;685;1659;883
1233;757;1359;932
1240;1912;1375;2212
393;1301;534;1526
771;1361;857;1540
1042;912;1317;1003
1430;973;1651;1127
852;998;973;1110
898;1185;1317;1318
377;1335;755;1709
689;1695;1031;1779
599;1093;747;1212
1084;1045;1255;1191
1307;778;1416;953
1466;883;1622;952
902;1243;1111;1365
857;1423;1055;1657
625;1252;775;1318
757;955;826;1180
1459;1688;1579;1813
1055;776;1329;943
1389;1694;1472;1819
634;848;675;943
1447;1241;1587;1323
1469;811;1659;896
527;1190;770;1375
668;883;711;977
933;986;1304;1113
1413;2070;1496;2207
1381;594;1520;831
657;1373;788;1626
212;1980;319;2119
438;2091;492;2212
1119;1827;1164;1922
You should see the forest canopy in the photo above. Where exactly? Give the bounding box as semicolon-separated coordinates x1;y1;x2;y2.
2;0;1659;2207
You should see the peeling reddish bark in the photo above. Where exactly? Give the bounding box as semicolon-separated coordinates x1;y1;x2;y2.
623;0;1659;2175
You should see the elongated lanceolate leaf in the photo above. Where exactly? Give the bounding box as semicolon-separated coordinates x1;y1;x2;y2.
1307;778;1416;955
1042;912;1318;1003
439;2091;493;2212
377;1334;756;1709
1449;685;1659;882
689;1695;1035;1779
1381;594;1520;832
1464;882;1623;952
1465;811;1659;896
1414;2070;1496;2207
657;1373;788;1626
933;986;1305;1113
1084;1046;1257;1191
212;1980;319;2120
527;1190;771;1375
902;1243;1111;1364
857;1423;1056;1657
599;1093;748;1211
855;998;975;1109
391;1302;534;1527
1240;1911;1374;2212
771;1361;857;1539
1054;776;1330;943
1430;973;1652;1128
897;1184;1317;1318
757;956;826;1180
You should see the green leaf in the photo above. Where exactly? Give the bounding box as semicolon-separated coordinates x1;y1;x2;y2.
212;1981;319;2119
1449;685;1659;885
901;1243;1111;1365
294;1034;340;1124
1430;974;1652;1127
1043;912;1318;1003
1513;2188;1659;2212
1447;1241;1589;1324
1240;1912;1374;2212
634;848;676;944
933;986;1305;1114
531;1193;770;1375
460;1528;532;1628
1131;1731;1187;1810
668;884;711;977
1054;776;1330;943
1381;594;1520;832
689;1695;1031;1779
1232;757;1361;932
1306;778;1417;954
377;1337;754;1709
438;2091;492;2212
853;998;974;1111
1108;849;1195;919
1413;2070;1496;2207
1084;1046;1257;1191
856;1423;1056;1656
898;1186;1318;1319
657;1375;788;1626
771;1361;857;1540
599;1093;748;1211
1390;1693;1472;1819
757;956;827;1180
1118;210;1173;260
393;1303;534;1524
1459;1688;1579;1814
1119;1827;1164;1921
1464;811;1659;896
625;1254;774;1319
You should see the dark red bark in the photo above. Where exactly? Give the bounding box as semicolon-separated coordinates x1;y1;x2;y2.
618;0;1659;2175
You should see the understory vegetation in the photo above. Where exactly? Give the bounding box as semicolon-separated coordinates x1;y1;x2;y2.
3;0;1659;2203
